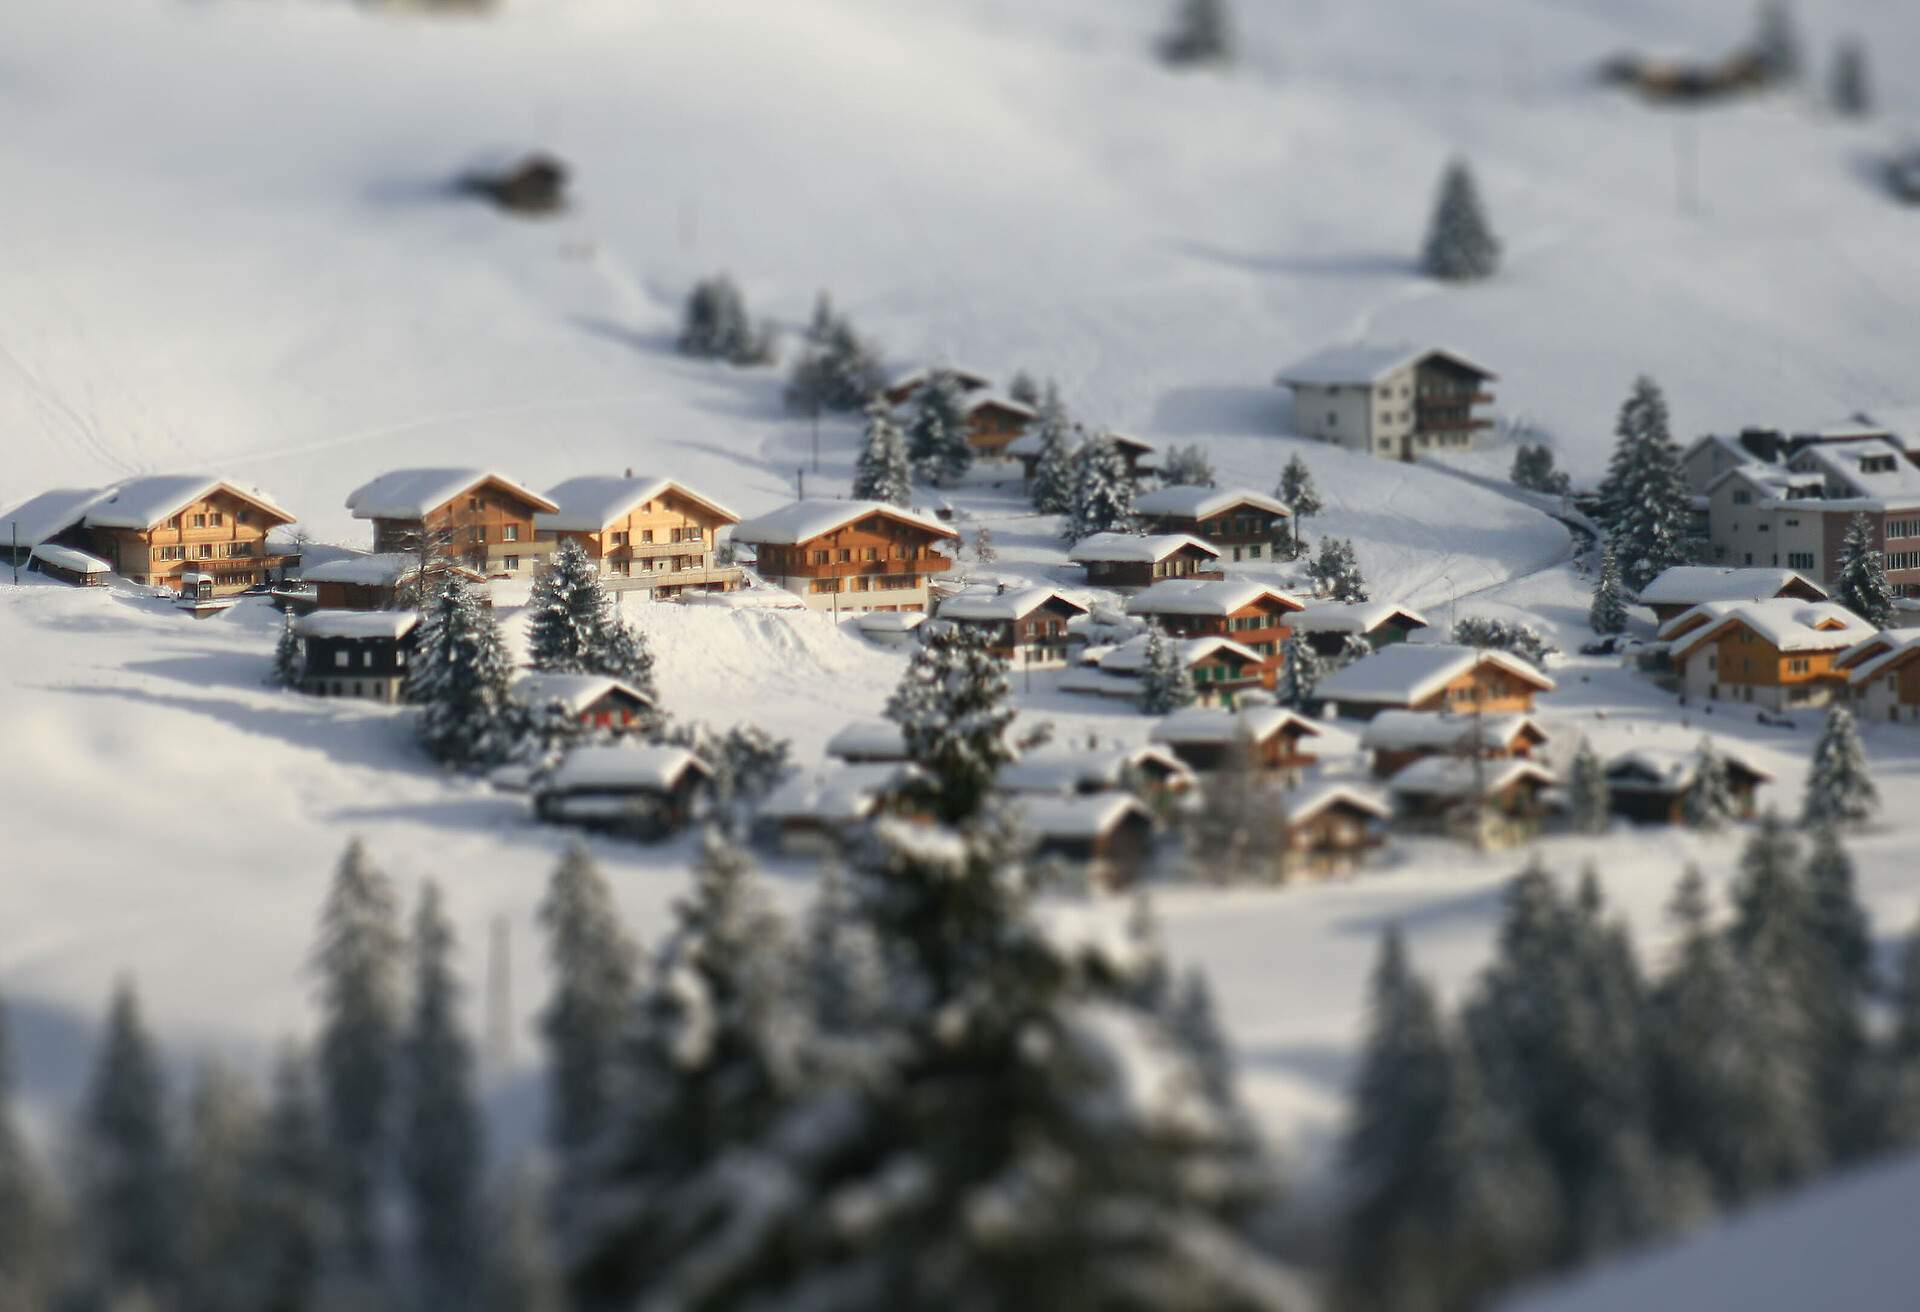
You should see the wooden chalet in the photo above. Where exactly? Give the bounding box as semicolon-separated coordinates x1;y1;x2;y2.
1067;532;1222;592
998;744;1196;799
294;611;421;702
1841;631;1920;725
536;473;742;598
1388;757;1556;829
1125;578;1305;688
1605;746;1771;825
935;585;1087;668
511;674;654;733
1665;599;1877;712
302;553;486;611
1022;793;1155;889
346;468;558;577
30;475;299;596
1131;486;1292;563
1150;705;1322;780
26;543;110;587
1066;633;1268;706
1315;644;1554;721
1008;430;1158;486
882;365;992;408
1637;566;1829;625
963;395;1038;457
1287;600;1430;659
825;720;911;765
754;763;921;857
1358;710;1548;778
1281;784;1391;876
533;745;713;841
730;499;959;615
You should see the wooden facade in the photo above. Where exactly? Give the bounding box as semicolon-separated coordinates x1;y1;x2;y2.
1677;619;1858;710
87;486;295;596
937;591;1087;666
965;398;1036;457
1282;791;1389;876
537;480;741;598
364;476;557;575
1127;589;1302;689
1073;542;1223;591
738;505;959;614
1134;497;1290;560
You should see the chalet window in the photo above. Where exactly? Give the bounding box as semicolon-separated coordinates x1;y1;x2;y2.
469;526;484;543
837;549;851;563
641;530;654;543
1732;490;1752;505
504;524;519;542
1327;412;1338;426
864;547;878;562
611;531;628;546
687;526;703;541
848;576;870;592
210;513;224;527
468;498;480;511
812;550;830;566
335;651;350;669
1248;544;1262;558
193;514;207;528
810;579;840;594
237;510;251;525
363;651;375;669
168;516;181;529
396;651;407;667
504;555;520;571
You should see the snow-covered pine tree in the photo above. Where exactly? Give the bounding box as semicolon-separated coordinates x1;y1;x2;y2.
1598;377;1694;590
785;311;884;414
79;981;178;1305
1159;442;1217;488
0;999;52;1311
804;291;836;347
1647;867;1822;1207
905;370;975;486
678;275;754;363
1276;452;1323;519
1569;738;1612;835
1275;637;1323;711
179;1062;269;1312
1421;158;1502;281
1453;615;1557;669
485;1171;565;1312
527;538;612;675
1028;392;1078;516
1682;736;1739;831
1511;443;1572;496
1802;822;1877;1161
1138;624;1198;715
1339;929;1559;1312
852;400;913;506
885;623;1016;822
253;1048;329;1312
412;574;520;768
1309;537;1370;603
401;882;485;1310
599;615;658;704
1754;0;1803;83
537;843;638;1175
973;524;997;565
1062;433;1137;541
272;609;304;688
1883;913;1920;1147
1182;728;1286;884
1589;538;1629;636
1831;38;1870;116
313;838;404;1275
1157;0;1234;67
1803;704;1879;827
1835;511;1895;628
1008;370;1042;407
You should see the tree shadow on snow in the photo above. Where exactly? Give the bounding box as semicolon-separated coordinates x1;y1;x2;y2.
1176;240;1416;281
1150;384;1291;439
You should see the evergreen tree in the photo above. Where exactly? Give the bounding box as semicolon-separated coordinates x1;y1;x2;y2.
1183;728;1286;883
785;311;885;415
79;981;177;1304
1453;615;1556;669
1308;537;1369;602
884;623;1016;822
485;1172;565;1312
905;370;975;486
179;1062;270;1312
1008;369;1041;407
1802;823;1877;1160
273;609;304;688
1754;0;1803;83
0;999;52;1312
1159;442;1217;488
254;1048;330;1312
1589;538;1629;635
1597;377;1694;590
972;524;997;566
1275;452;1323;519
1062;433;1137;541
1882;913;1920;1146
1830;38;1871;116
1682;736;1739;831
1803;704;1879;827
1027;392;1078;516
1274;637;1323;711
599;615;658;704
537;843;639;1176
1511;443;1572;496
527;538;612;675
401;882;485;1310
852;400;913;506
411;574;519;768
677;275;771;365
1835;511;1895;628
1569;738;1612;835
803;291;836;347
1421;158;1502;281
1158;0;1235;67
313;838;404;1274
1138;624;1198;715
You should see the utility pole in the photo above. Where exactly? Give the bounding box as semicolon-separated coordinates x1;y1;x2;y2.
797;467;805;500
9;522;17;586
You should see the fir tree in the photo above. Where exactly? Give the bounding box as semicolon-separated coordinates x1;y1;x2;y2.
1159;442;1217;488
1569;738;1612;835
884;623;1016;823
1754;0;1803;83
1453;615;1556;669
537;843;639;1173
1027;392;1078;516
1158;0;1235;67
79;981;177;1304
526;538;611;675
905;370;975;486
1512;442;1572;496
1421;158;1502;282
678;275;771;365
1803;704;1879;827
1803;823;1877;1160
1598;377;1694;590
254;1048;330;1312
0;1000;52;1312
273;609;304;688
1138;624;1198;715
852;400;913;506
1062;433;1137;541
1275;452;1323;519
803;291;836;347
1882;913;1920;1146
1274;637;1323;711
1682;736;1739;831
1830;38;1870;116
411;574;519;768
1183;728;1286;883
599;615;658;704
179;1062;269;1312
1835;511;1895;628
1008;369;1041;408
972;524;997;565
486;1172;565;1312
785;310;885;414
1589;538;1629;636
1308;536;1369;603
313;839;404;1274
401;882;485;1310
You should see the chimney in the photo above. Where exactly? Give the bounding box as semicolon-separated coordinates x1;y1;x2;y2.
996;581;1007;595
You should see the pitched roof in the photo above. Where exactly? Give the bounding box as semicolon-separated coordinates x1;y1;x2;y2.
1104;432;1159;457
1275;341;1495;387
81;475;294;530
1125;578;1305;618
346;468;556;520
1316;644;1554;705
1788;438;1920;504
1842;631;1920;684
1681;432;1759;468
1387;756;1555;799
729;499;957;545
542;744;710;792
1358;710;1546;753
757;763;920;823
294;611;421;641
511;673;654;713
1286;600;1430;635
937;586;1088;623
536;474;738;533
1286;782;1391;824
1149;704;1322;746
1020;792;1150;841
825;720;909;761
1067;532;1220;565
302;552;418;586
887;365;992;394
1100;633;1264;673
28;542;111;574
998;745;1193;795
1637;566;1827;606
962;393;1037;420
1605;746;1772;793
1667;600;1879;660
1132;485;1291;520
0;486;112;546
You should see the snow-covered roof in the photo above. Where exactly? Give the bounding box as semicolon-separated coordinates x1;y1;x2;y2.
1125;578;1305;618
1358;710;1545;753
293;611;420;641
998;745;1193;795
1681;432;1759;468
1100;633;1264;673
0;486;110;546
1388;756;1555;799
938;586;1087;623
1004;431;1051;459
302;553;417;586
346;468;557;520
511;672;654;713
1789;437;1920;503
1704;463;1824;503
825;719;909;761
856;609;927;633
757;763;918;823
543;744;710;792
28;542;111;573
1856;405;1920;454
535;474;738;533
1605;746;1771;793
1286;782;1391;824
1842;631;1920;684
1057;667;1143;698
1020;792;1150;842
729;498;957;545
1637;565;1827;606
1150;704;1322;746
1316;644;1554;705
887;364;991;393
1132;485;1291;521
1667;600;1879;660
1287;600;1431;635
1067;532;1220;564
962;392;1037;420
81;474;295;530
1276;341;1495;387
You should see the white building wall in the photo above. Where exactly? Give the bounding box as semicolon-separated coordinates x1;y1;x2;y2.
1290;384;1375;454
1370;365;1418;459
1706;486;1826;580
767;574;929;615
